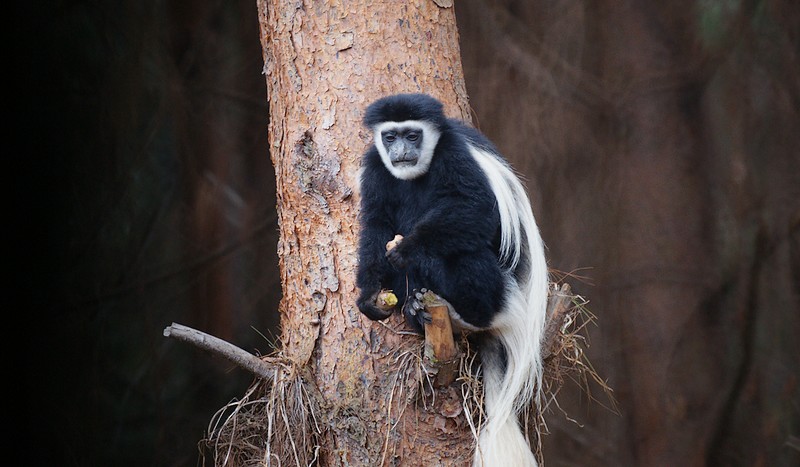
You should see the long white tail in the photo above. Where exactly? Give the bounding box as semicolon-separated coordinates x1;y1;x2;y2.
469;145;549;467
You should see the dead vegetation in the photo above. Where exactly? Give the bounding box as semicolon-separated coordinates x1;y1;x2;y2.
200;358;327;467
179;280;612;467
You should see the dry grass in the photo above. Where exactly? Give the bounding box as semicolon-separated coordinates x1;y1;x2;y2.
201;282;610;466
201;357;326;467
529;284;618;461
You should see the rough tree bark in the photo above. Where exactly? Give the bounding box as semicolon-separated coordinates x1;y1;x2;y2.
256;1;476;465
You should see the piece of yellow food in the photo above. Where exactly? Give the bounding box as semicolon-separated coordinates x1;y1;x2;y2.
376;290;398;310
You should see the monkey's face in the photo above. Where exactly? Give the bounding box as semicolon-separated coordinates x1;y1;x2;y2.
373;120;440;180
383;128;422;167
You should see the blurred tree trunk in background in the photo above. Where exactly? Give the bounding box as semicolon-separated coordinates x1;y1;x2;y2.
457;1;799;465
256;0;477;464
25;2;282;466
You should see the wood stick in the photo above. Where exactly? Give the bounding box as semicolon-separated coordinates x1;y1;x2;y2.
422;291;460;387
163;322;277;380
542;282;575;361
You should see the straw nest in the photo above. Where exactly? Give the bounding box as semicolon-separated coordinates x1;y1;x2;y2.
199;281;613;466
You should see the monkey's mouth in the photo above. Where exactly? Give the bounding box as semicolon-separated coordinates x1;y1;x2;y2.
391;156;418;167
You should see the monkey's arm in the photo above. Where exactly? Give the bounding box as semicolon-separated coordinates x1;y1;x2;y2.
386;191;496;269
356;172;398;320
357;235;397;320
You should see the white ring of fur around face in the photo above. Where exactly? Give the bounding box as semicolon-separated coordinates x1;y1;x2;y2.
373;120;441;180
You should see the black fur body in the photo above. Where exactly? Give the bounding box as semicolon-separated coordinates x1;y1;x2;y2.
357;110;512;331
355;93;548;467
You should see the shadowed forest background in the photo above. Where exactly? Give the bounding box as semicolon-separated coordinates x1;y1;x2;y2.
21;1;798;466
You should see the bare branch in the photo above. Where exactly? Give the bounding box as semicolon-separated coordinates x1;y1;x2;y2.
163;322;278;380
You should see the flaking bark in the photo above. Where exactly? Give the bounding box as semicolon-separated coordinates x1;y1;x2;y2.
256;1;474;465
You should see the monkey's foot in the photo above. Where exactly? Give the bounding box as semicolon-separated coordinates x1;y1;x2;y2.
402;288;432;333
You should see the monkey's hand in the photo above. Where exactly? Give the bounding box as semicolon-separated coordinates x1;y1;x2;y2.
357;289;394;321
385;234;408;269
385;246;408;269
386;234;403;251
402;288;432;334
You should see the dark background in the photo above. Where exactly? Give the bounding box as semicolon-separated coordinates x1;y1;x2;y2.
20;1;798;466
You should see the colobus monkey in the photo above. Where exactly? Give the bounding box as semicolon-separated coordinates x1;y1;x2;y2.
356;94;549;467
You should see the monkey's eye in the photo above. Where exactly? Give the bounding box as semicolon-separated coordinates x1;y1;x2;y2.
406;132;420;142
383;132;396;143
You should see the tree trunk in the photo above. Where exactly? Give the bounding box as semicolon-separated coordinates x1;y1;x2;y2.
256;1;475;465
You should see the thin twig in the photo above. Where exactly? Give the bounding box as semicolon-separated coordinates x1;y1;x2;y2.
163;322;278;379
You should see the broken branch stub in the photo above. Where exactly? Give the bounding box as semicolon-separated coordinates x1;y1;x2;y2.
422;290;460;387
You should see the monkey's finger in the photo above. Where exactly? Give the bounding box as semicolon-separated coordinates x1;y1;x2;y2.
420;310;432;324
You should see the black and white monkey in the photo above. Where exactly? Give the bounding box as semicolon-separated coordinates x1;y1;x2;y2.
356;93;549;467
